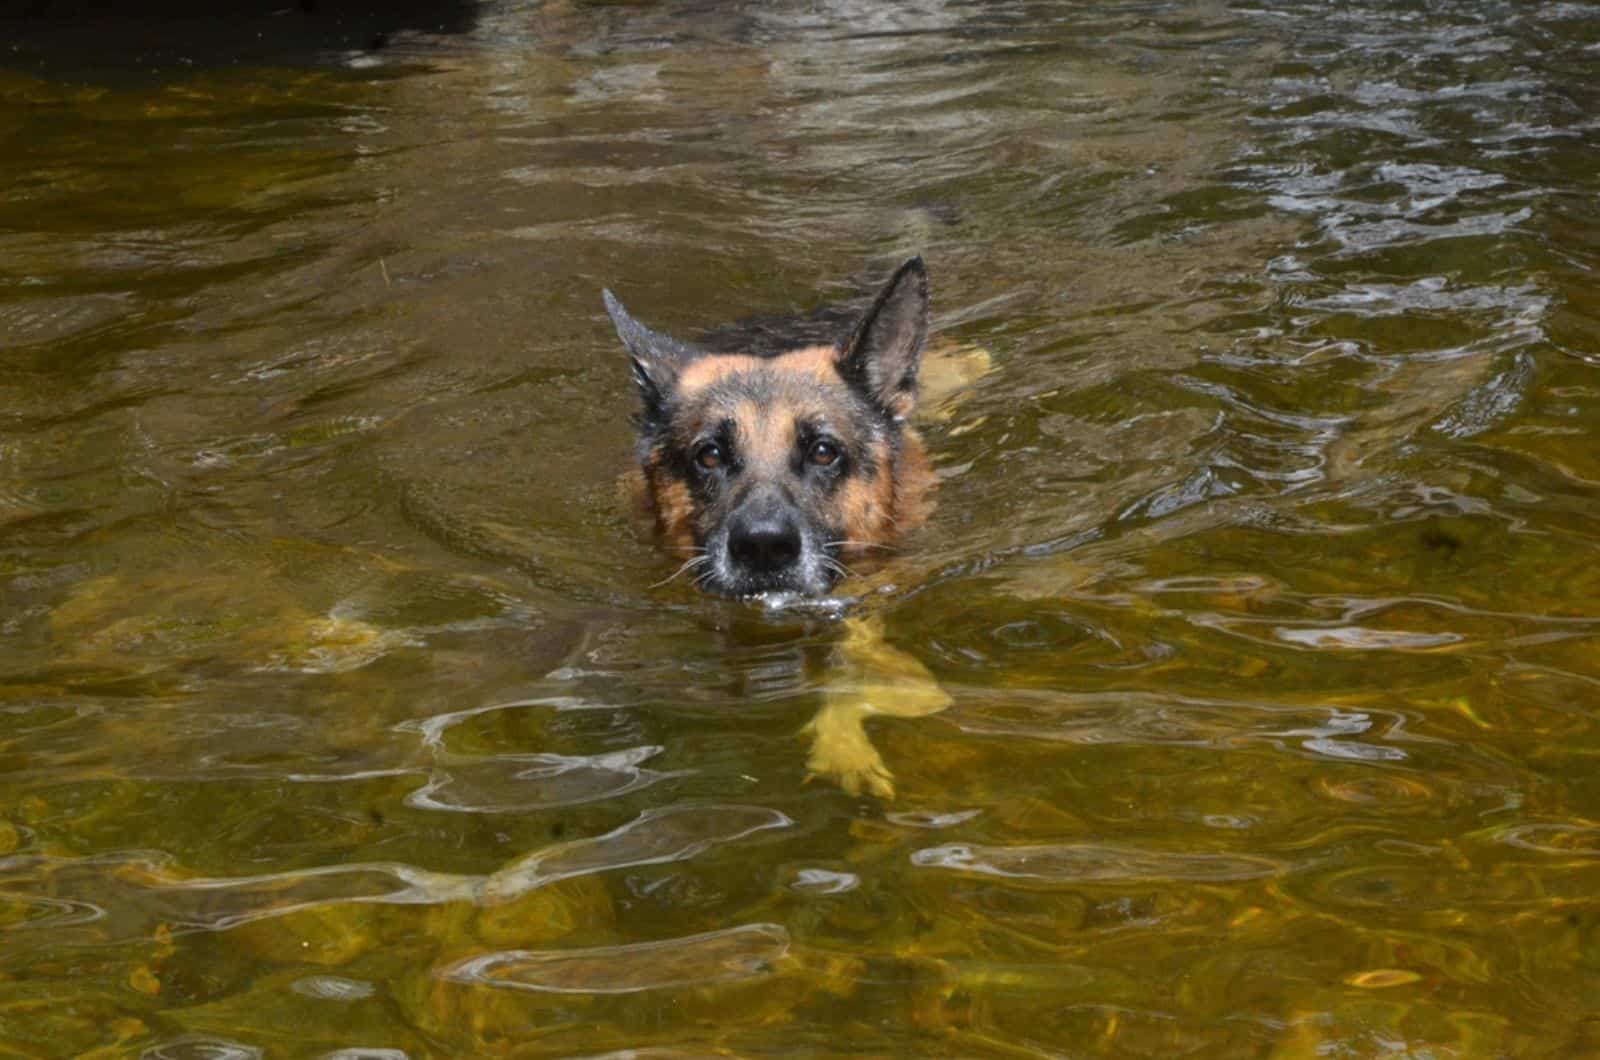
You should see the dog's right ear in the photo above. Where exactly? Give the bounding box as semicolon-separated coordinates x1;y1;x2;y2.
603;289;702;422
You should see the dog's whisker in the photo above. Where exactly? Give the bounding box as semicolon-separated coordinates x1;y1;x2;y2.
650;553;711;589
820;554;857;580
824;540;897;553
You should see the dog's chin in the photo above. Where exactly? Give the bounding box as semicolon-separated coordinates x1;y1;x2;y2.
702;563;837;601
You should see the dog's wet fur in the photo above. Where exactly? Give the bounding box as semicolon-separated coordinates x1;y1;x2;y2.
605;257;936;598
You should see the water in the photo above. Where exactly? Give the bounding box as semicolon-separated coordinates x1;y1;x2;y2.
4;0;1600;1055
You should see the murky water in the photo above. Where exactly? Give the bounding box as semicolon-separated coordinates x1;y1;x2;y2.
5;0;1600;1055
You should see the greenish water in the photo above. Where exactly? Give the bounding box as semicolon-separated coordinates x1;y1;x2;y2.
4;1;1600;1055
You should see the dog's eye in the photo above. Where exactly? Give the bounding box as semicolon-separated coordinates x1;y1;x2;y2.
694;443;725;470
807;440;840;468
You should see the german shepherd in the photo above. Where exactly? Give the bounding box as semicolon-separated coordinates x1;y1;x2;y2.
604;257;936;598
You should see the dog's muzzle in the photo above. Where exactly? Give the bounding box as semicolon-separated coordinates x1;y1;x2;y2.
708;492;832;597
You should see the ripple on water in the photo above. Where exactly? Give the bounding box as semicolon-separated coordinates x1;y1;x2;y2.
1312;772;1437;809
1271;625;1464;651
0;293;133;352
405;746;673;813
139;1038;263;1060
1285;827;1600;916
289;975;377;1002
1491;822;1600;857
437;923;789;994
483;804;793;903
911;842;1285;883
951;687;1418;764
397;694;674;811
885;808;982;829
787;868;859;896
1290;862;1478;913
0;805;790;944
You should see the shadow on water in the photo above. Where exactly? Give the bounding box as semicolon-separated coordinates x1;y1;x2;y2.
4;0;481;80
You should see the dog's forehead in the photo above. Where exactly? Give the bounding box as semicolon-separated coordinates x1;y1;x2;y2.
676;345;839;395
673;346;864;433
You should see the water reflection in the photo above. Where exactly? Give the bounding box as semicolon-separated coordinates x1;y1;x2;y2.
0;803;788;942
912;842;1285;883
439;922;790;994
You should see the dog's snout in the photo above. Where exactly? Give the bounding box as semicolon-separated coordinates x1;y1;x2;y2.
728;509;803;575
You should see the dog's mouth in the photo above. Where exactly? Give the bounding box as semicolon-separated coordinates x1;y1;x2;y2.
702;565;839;600
699;529;840;599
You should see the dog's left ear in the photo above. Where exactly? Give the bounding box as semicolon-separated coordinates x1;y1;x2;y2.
837;256;929;420
603;289;702;423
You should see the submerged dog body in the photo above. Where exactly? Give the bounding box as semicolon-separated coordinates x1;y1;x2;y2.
605;258;936;597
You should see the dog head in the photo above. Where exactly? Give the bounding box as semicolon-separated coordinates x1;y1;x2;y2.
605;258;931;598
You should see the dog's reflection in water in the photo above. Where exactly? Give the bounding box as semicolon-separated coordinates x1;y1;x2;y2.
804;614;951;799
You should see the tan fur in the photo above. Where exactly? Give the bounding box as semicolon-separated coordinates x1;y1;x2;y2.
676;345;840;396
890;429;936;534
829;429;934;555
771;345;844;381
734;397;794;471
836;447;891;546
643;461;696;553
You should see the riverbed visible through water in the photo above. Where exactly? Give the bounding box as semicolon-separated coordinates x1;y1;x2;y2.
4;1;1600;1055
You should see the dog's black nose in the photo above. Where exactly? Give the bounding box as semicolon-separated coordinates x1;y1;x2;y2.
728;511;803;575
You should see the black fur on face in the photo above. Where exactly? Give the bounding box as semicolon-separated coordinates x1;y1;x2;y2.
604;258;930;598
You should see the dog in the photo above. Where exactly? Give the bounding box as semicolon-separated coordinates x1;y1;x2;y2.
603;257;937;598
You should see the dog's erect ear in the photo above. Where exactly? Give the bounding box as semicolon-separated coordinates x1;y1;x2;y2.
836;257;929;419
603;289;702;421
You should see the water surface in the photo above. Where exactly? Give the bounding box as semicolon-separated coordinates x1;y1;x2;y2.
4;0;1600;1055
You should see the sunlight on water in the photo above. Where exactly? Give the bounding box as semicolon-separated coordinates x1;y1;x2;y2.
3;0;1600;1055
